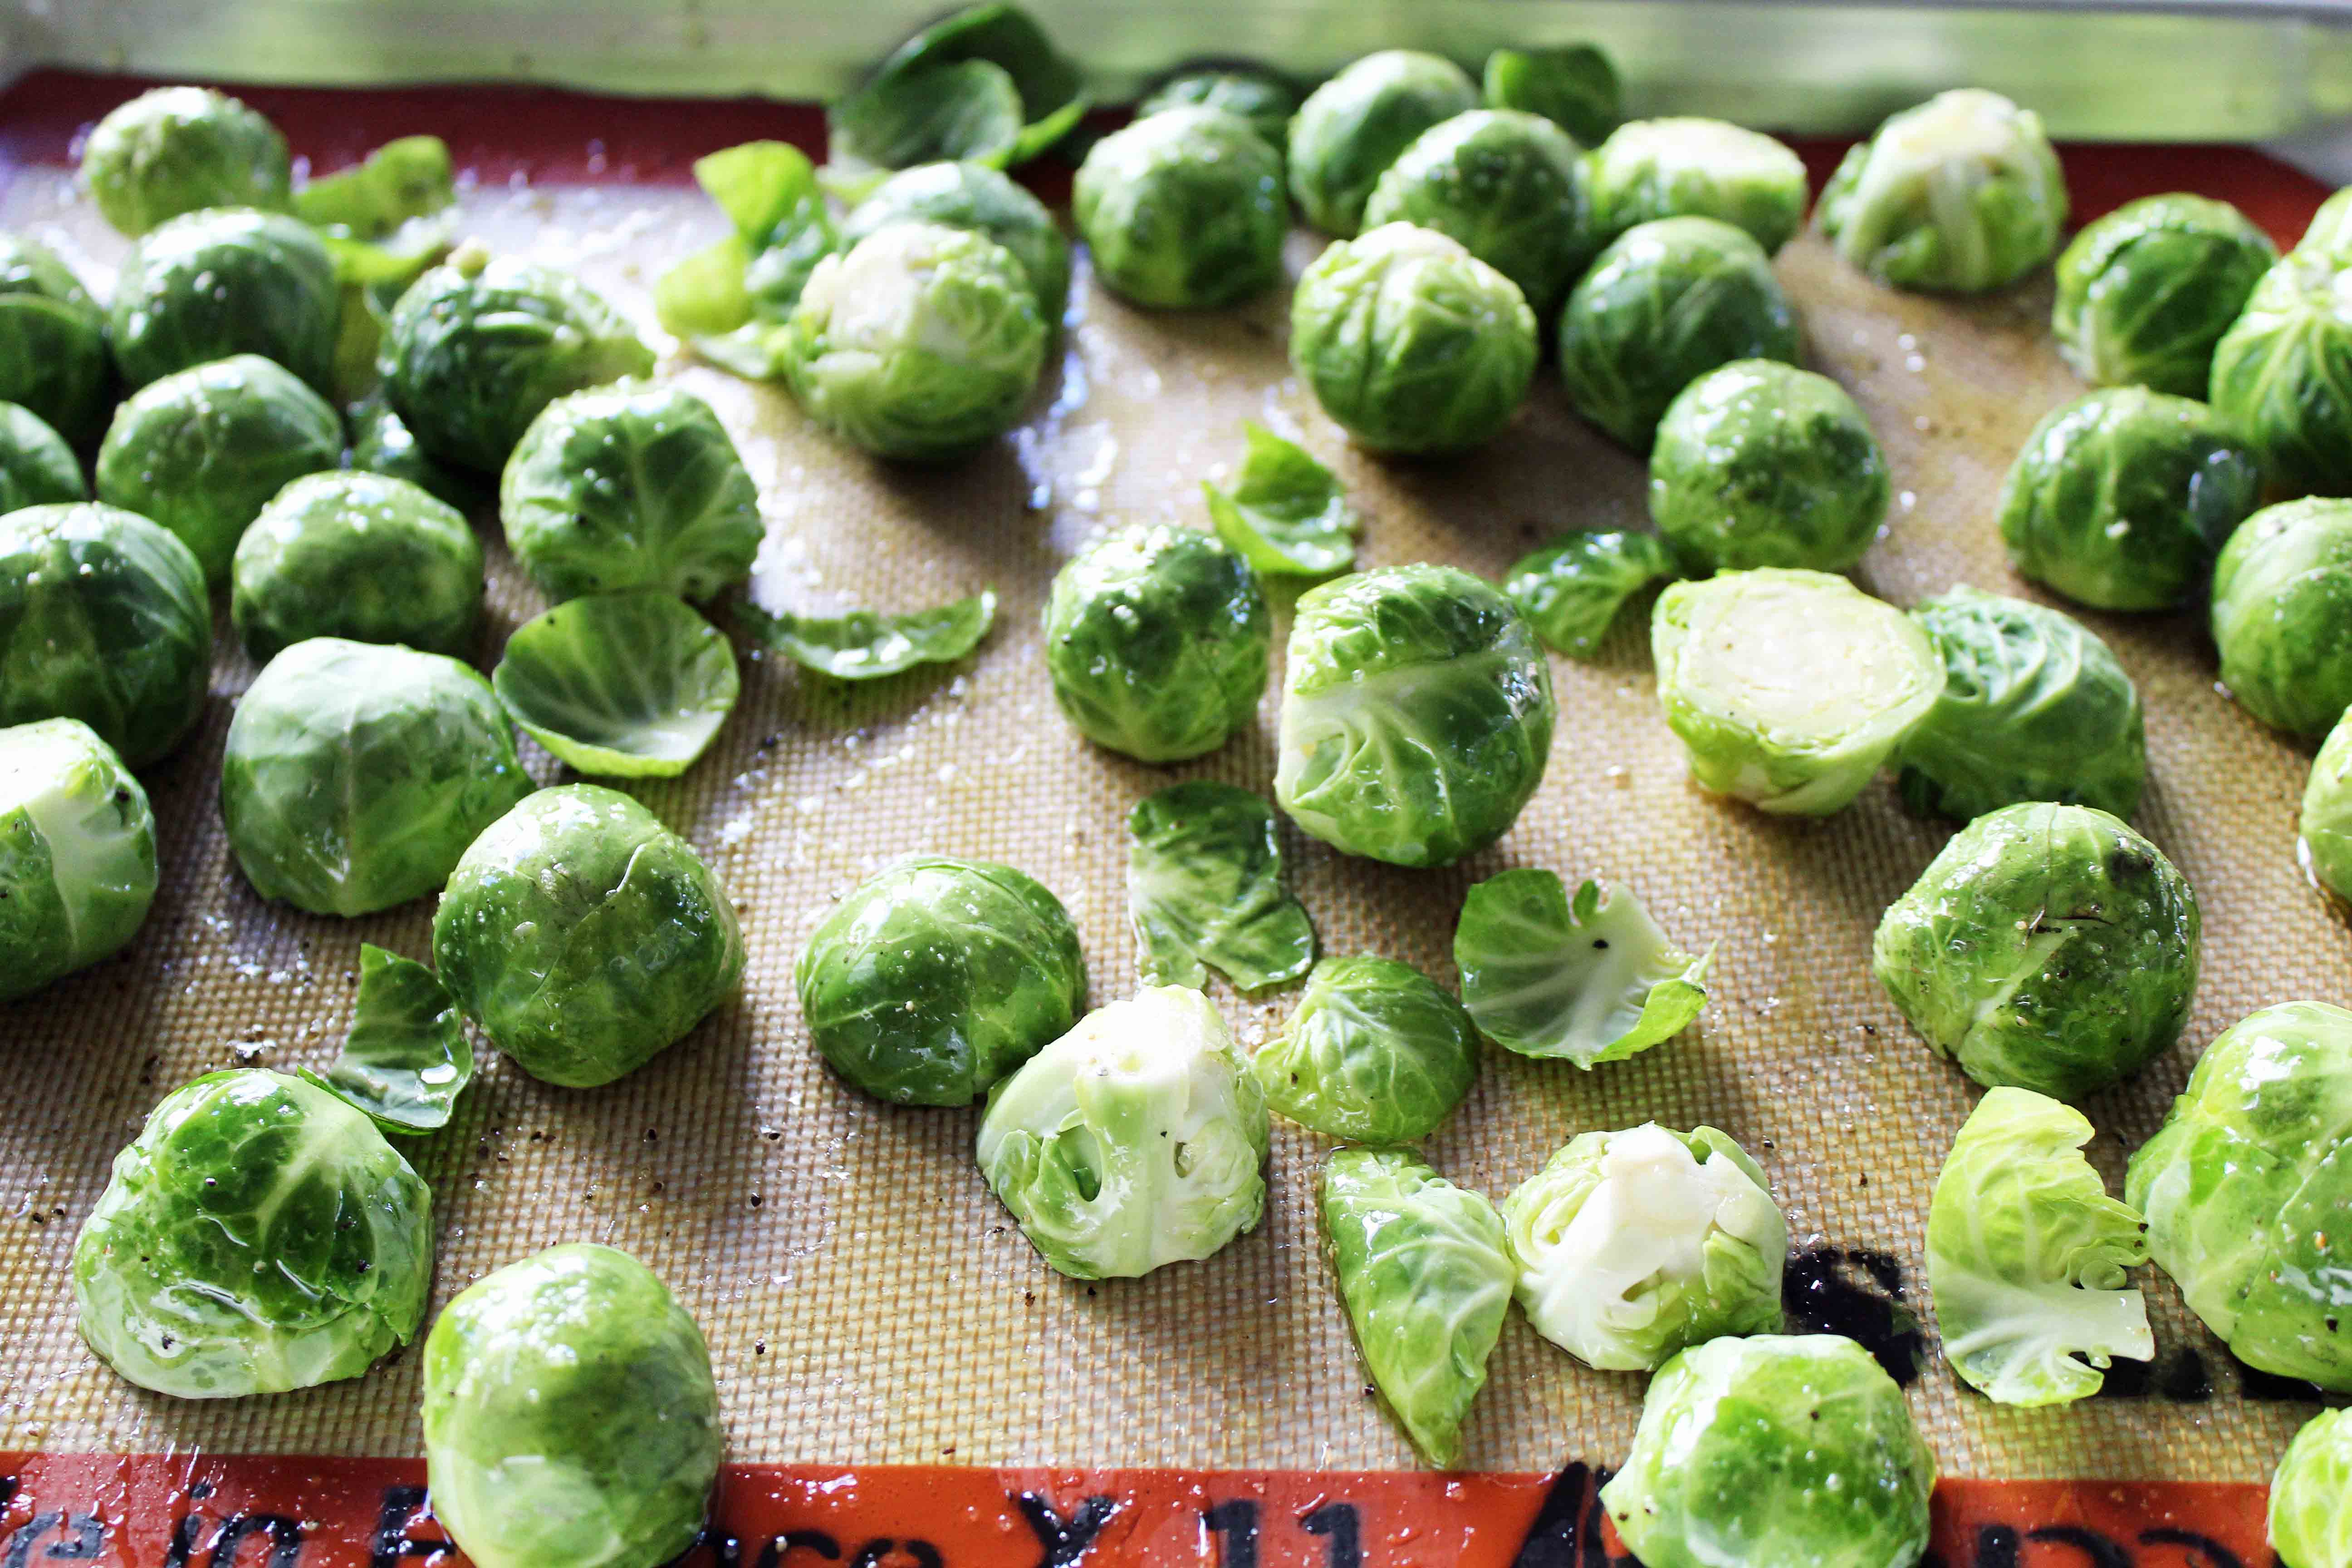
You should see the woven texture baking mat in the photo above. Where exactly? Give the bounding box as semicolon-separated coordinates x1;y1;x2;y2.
0;159;2337;1486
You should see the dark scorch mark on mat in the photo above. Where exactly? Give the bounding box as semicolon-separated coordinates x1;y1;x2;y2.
1782;1245;1923;1386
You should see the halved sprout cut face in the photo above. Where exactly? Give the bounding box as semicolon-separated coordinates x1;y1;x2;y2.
494;592;741;778
1455;870;1710;1067
0;717;158;1004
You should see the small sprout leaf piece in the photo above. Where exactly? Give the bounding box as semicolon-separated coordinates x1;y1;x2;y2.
1127;781;1315;992
1254;956;1479;1143
1501;530;1676;657
1202;424;1359;577
1456;869;1710;1066
658;141;838;372
296;136;457;287
494;592;741;779
304;944;475;1137
740;590;996;681
826;5;1085;183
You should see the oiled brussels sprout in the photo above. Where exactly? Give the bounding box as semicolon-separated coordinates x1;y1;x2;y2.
79;86;293;237
0;402;84;514
1481;43;1621;147
1287;50;1479;237
348;393;480;512
1585;118;1808;254
2210;243;2352;495
1362;109;1597;315
1137;68;1298;152
842;160;1072;323
2053;194;2276;397
1648;359;1887;572
231;472;484;661
2210;498;2352;736
1253;955;1478;1142
1074;107;1288;309
2271;1409;2352;1568
0;719;156;1004
108;208;338;392
0;233;113;449
2301;710;2352;902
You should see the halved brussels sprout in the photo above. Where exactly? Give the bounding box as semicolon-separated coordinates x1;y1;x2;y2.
0;719;157;1004
1995;387;2260;612
231;471;484;661
2127;1000;2352;1391
1874;802;2198;1101
1287;51;1479;238
1896;585;2145;822
1651;568;1942;815
72;1068;433;1397
1362;110;1597;316
1816;88;2068;294
2210;498;2352;736
348;392;480;511
1253;955;1478;1142
303;944;475;1137
1320;1146;1512;1467
1501;530;1678;658
0;402;85;514
95;354;344;586
1291;223;1538;455
657;140;839;377
1138;68;1298;152
797;853;1086;1106
422;1244;722;1568
2210;243;2352;496
1456;871;1711;1067
108;208;339;393
740;590;996;680
222;638;534;917
977;985;1269;1279
0;502;212;767
1044;523;1269;762
2301;710;2352;902
826;2;1086;185
2053;194;2276;397
2271;1409;2352;1568
1202;423;1359;578
842;160;1071;323
80;86;293;237
1277;564;1555;867
434;785;745;1088
1601;1335;1936;1568
1503;1123;1784;1371
1128;781;1314;991
1481;44;1622;147
1558;216;1799;451
493;592;740;779
0;233;113;449
1586;118;1808;254
1075;108;1289;310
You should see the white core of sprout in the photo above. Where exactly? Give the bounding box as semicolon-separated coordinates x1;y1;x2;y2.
811;223;988;366
1842;89;2053;286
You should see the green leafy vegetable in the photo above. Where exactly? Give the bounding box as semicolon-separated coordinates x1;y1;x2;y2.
1074;108;1289;310
1202;424;1359;577
296;135;457;294
2270;1409;2352;1568
1137;68;1298;151
827;2;1086;190
0;718;158;1004
1253;955;1478;1143
1585;118;1809;255
1482;44;1622;147
2052;193;2275;397
0;401;86;515
2210;498;2352;737
1126;781;1315;991
1501;530;1677;657
1455;869;1711;1067
303;945;475;1137
0;232;113;448
494;591;741;778
107;207;339;394
657;140;839;378
739;590;996;680
1287;51;1479;238
79;86;293;237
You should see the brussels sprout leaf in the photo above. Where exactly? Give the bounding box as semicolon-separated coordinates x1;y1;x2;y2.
739;590;996;680
494;591;741;778
1482;45;1622;147
1455;868;1711;1065
303;944;475;1137
828;60;1025;196
1502;531;1677;658
840;2;1088;172
1253;956;1478;1142
296;136;455;238
1203;423;1359;577
1128;782;1316;992
659;141;838;374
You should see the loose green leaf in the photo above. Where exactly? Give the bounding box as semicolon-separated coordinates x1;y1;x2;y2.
1128;781;1316;992
738;590;996;680
1253;955;1478;1142
1502;531;1677;657
1203;424;1359;577
838;2;1088;172
1482;45;1622;147
1455;868;1711;1066
658;141;838;370
493;590;741;778
303;944;475;1137
296;136;455;238
828;59;1025;188
657;235;758;340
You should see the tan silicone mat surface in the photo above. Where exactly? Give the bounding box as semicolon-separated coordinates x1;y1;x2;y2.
0;162;2337;1484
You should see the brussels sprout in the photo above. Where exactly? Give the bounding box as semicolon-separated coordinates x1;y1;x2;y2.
797;853;1086;1106
72;1068;432;1397
1585;118;1808;254
2127;1001;2352;1390
0;233;113;449
1362;110;1597;316
783;222;1048;461
1128;782;1315;991
826;2;1087;184
0;719;157;1004
1648;360;1888;573
1816;88;2068;294
1277;564;1554;866
977;985;1269;1279
1138;68;1299;151
2302;187;2352;257
2210;243;2352;495
1500;530;1678;658
1601;1335;1936;1568
1896;586;2144;821
1288;51;1480;237
1253;955;1478;1142
1456;871;1711;1067
1994;387;2259;612
1075;108;1289;310
2301;710;2352;902
740;589;997;680
1290;224;1539;454
842;161;1071;323
348;392;480;511
94;354;344;585
108;209;339;393
295;134;456;245
1651;568;1942;815
2271;1409;2352;1568
2053;195;2276;397
231;472;484;662
382;249;655;474
433;785;745;1088
1481;44;1622;147
222;639;533;917
304;944;475;1137
422;1244;721;1568
495;593;739;778
0;402;85;514
0;502;211;767
1874;802;2198;1101
2210;498;2352;736
79;86;294;237
1558;217;1800;451
1503;1124;1784;1371
657;141;839;378
1043;523;1270;762
1319;1147;1512;1467
1202;423;1359;577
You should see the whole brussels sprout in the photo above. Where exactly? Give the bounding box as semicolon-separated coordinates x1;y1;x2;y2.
1558;216;1800;450
1137;68;1298;152
2053;194;2277;397
1290;223;1539;454
1043;522;1270;761
382;249;655;474
1075;108;1288;309
783;221;1048;461
1287;50;1480;237
231;472;484;660
0;402;85;514
348;393;479;512
796;853;1087;1106
72;1069;432;1397
1873;802;2198;1101
1362;109;1597;316
2210;244;2352;496
79;86;294;237
2272;1409;2352;1568
433;784;745;1088
222;639;533;917
1896;585;2146;822
1601;1335;1936;1568
108;208;338;393
1994;387;2260;612
0;719;156;1004
2126;1001;2352;1391
95;354;344;585
841;160;1073;323
423;1244;721;1568
1816;88;2068;294
2210;498;2352;736
1585;118;1809;254
0;502;211;767
2301;710;2352;902
0;234;113;448
1253;955;1479;1142
1482;43;1621;147
1647;359;1888;572
1276;564;1555;866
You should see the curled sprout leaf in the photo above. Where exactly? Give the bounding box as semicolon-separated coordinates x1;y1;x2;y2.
1253;955;1478;1143
830;2;1088;179
1502;531;1677;657
297;136;457;289
494;591;741;778
1203;423;1359;577
1127;781;1316;991
739;590;996;681
1456;869;1711;1066
304;944;475;1137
